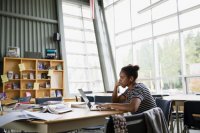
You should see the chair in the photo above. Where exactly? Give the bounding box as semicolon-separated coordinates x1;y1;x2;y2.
105;113;147;133
152;94;169;99
94;95;112;104
18;96;31;104
155;98;172;126
80;90;94;102
35;97;62;104
80;96;94;102
183;101;200;133
106;91;113;93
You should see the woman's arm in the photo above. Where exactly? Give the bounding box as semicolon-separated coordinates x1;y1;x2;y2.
112;82;126;103
99;98;141;113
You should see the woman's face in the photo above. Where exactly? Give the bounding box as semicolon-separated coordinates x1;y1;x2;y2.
119;71;130;88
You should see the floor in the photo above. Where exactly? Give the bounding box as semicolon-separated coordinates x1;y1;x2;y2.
4;123;200;133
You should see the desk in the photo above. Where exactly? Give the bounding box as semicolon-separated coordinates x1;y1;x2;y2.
3;107;124;133
192;114;200;118
163;95;200;133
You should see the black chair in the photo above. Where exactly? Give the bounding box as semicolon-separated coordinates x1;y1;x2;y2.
152;94;169;99
94;95;112;104
35;97;62;104
106;91;113;93
105;113;147;133
155;98;172;126
183;101;200;133
0;128;5;133
79;90;94;102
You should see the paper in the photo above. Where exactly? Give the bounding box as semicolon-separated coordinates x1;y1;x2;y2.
0;110;62;127
48;69;54;76
0;111;29;127
42;104;72;114
1;75;8;83
18;63;25;71
33;83;39;90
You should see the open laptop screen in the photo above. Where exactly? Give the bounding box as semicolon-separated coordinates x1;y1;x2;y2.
78;89;92;109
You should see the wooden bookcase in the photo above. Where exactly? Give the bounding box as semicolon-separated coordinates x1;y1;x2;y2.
3;57;64;99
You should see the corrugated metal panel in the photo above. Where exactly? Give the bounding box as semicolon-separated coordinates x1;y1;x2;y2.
0;0;59;60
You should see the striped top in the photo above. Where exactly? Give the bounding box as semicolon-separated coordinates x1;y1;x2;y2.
121;83;156;114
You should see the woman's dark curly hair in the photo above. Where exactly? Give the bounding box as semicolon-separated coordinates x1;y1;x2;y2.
121;64;140;80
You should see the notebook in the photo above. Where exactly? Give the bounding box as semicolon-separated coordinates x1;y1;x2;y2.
78;89;115;111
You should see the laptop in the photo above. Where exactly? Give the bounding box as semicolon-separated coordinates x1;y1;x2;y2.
78;89;115;111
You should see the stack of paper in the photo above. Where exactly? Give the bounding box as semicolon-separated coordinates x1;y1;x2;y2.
42;104;72;114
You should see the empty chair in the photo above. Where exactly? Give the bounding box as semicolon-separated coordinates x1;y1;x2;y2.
80;96;94;102
80;90;94;102
82;90;93;94
183;101;200;132
152;94;169;99
105;113;147;133
18;96;31;104
94;95;112;104
106;91;113;93
155;98;172;125
35;97;62;104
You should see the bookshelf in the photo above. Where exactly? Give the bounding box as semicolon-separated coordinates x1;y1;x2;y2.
2;57;64;99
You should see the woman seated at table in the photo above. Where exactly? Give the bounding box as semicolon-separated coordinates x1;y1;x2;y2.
98;64;156;114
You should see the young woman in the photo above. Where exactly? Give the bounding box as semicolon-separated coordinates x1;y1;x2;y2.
98;64;156;113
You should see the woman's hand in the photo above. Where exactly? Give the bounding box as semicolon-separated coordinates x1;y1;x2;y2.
114;81;121;89
97;103;112;109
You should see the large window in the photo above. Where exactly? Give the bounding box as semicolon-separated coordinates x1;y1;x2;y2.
104;0;200;94
183;28;200;93
62;1;104;94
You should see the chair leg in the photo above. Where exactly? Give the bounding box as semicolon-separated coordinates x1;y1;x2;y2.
180;118;183;132
183;125;190;133
169;114;174;133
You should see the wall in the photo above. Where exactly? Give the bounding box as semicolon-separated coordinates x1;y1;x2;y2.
0;0;60;60
0;0;60;90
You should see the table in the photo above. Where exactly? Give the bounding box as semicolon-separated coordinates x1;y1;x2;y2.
192;114;200;118
2;107;124;133
163;95;200;133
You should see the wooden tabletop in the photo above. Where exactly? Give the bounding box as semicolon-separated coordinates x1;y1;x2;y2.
163;94;200;101
31;107;125;124
192;114;200;118
3;106;126;133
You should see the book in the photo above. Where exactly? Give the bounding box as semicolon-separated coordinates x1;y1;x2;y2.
26;92;31;97
56;90;62;97
50;90;56;97
42;104;72;114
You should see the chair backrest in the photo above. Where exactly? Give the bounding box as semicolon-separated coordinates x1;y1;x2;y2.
18;96;31;103
35;97;62;104
155;98;172;125
83;91;93;94
94;96;112;104
184;101;200;129
106;91;113;93
80;96;94;102
105;113;147;133
152;94;169;99
80;90;94;102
